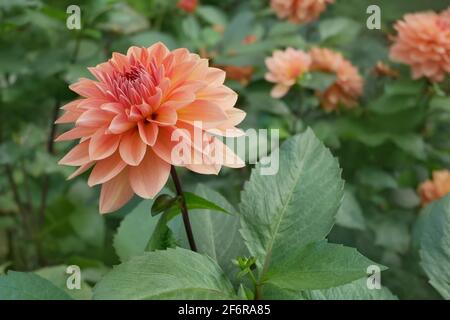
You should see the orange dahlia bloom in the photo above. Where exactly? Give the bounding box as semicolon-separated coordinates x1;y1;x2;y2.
418;170;450;206
270;0;334;24
56;43;245;213
309;48;363;111
265;48;311;98
390;9;450;83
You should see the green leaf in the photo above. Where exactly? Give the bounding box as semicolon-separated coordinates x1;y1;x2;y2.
223;11;254;47
370;94;418;114
305;278;398;300
183;192;230;214
35;265;92;300
0;271;73;300
113;200;159;262
264;241;384;290
299;72;337;91
182;15;200;41
263;278;397;300
151;194;178;216
240;129;344;275
390;134;426;160
173;185;248;282
319;17;361;45
196;5;227;26
69;209;105;248
430;96;450;113
419;195;450;299
356;167;398;190
93;248;237;300
336;189;366;230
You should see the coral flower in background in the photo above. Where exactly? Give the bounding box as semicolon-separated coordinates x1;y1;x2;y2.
389;8;450;82
309;47;363;111
265;47;311;98
418;170;450;206
270;0;334;24
56;43;245;214
219;65;254;86
177;0;198;13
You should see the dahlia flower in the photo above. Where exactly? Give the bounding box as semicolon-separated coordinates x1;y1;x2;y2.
265;47;312;98
56;43;245;213
309;47;363;111
270;0;334;24
390;9;450;82
418;170;450;206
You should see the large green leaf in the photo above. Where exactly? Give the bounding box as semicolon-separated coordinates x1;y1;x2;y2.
263;278;397;300
0;271;73;300
419;195;450;299
264;241;383;290
35;265;92;300
93;248;237;300
173;185;248;282
113;200;159;262
240;129;344;276
305;278;397;300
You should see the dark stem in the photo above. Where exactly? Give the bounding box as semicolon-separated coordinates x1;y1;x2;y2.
38;99;60;227
170;166;197;252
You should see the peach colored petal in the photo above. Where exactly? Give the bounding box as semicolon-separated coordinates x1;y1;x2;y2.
69;79;106;98
152;126;182;165
119;130;147;166
109;114;136;134
129;148;170;198
88;152;127;186
212;138;245;168
177;100;228;123
100;102;123;114
76;109;114;127
205;67;226;86
55;126;97;142
89;128;121;161
99;168;134;214
67;162;94;180
151;105;178;126
55;110;83;124
58;140;90;166
271;84;290;98
138;121;159;146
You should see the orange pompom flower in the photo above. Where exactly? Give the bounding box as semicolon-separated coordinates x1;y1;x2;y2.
265;47;312;98
56;43;245;213
418;170;450;206
309;47;363;111
390;9;450;83
270;0;334;24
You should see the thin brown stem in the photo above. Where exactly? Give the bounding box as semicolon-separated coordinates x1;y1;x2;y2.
170;166;197;252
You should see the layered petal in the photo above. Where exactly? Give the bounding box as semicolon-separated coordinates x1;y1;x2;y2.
99;169;134;214
129;148;171;198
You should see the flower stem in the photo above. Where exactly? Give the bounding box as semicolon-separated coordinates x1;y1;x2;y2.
170;166;197;252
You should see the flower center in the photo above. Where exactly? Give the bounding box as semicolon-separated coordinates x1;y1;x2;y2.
436;17;450;31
